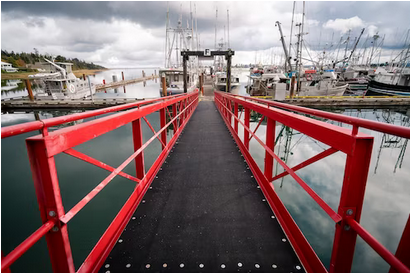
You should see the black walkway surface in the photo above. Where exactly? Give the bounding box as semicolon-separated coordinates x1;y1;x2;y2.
101;101;304;272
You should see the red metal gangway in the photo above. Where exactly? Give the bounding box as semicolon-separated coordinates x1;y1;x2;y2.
1;89;409;273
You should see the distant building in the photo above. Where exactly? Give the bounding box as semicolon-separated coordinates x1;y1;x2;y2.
1;61;18;72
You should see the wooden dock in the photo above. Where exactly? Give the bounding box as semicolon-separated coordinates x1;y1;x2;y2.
95;75;158;90
2;74;410;112
1;98;143;112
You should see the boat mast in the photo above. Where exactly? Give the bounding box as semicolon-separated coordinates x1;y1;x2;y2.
334;37;343;68
346;28;365;66
377;34;386;66
227;9;230;48
343;29;351;68
297;1;305;93
275;21;292;71
195;4;198;50
190;2;194;51
288;1;296;71
224;25;226;50
215;8;218;50
165;3;169;67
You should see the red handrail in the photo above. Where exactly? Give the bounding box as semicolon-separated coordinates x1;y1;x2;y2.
214;91;410;273
1;94;186;139
238;95;410;138
1;220;55;270
1;91;199;272
347;218;410;273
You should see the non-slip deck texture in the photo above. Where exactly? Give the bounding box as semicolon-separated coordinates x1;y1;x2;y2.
101;101;305;273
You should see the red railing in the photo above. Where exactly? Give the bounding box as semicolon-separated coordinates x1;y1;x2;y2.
214;91;410;273
1;91;199;272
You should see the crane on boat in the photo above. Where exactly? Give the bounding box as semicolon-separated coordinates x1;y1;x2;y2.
275;21;292;72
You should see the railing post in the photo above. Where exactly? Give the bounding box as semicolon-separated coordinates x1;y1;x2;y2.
228;100;233;127
264;117;275;179
184;98;188;119
132;119;145;179
244;107;250;149
172;103;178;132
26;138;75;273
389;214;410;273
234;102;239;134
160;108;167;150
329;137;373;273
180;100;184;127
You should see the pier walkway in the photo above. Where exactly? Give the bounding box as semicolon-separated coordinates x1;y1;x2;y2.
2;88;410;273
101;100;303;272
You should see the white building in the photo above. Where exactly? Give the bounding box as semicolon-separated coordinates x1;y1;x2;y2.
1;61;18;72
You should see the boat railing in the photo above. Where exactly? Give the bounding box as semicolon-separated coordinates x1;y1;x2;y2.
1;90;199;272
214;91;410;273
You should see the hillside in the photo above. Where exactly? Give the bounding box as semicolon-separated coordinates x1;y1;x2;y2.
1;50;105;70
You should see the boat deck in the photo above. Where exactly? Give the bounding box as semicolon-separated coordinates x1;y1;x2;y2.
100;101;305;272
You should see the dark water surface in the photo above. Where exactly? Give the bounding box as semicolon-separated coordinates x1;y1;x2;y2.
1;69;409;273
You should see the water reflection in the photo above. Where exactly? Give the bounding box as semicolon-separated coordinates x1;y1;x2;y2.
1;109;172;272
244;108;410;273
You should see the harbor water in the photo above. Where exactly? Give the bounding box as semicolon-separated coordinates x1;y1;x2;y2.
1;68;409;272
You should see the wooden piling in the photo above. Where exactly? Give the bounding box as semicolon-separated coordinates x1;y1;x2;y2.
202;74;205;94
121;71;125;81
290;75;296;99
25;79;34;101
199;74;202;95
162;76;167;97
83;74;86;81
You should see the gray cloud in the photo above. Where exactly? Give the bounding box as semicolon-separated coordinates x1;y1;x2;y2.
2;1;410;67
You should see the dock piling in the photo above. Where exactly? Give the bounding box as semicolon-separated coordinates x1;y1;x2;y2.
290;75;296;99
121;71;125;81
162;75;167;97
25;79;34;101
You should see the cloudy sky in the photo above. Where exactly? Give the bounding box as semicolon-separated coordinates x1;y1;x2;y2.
1;1;410;68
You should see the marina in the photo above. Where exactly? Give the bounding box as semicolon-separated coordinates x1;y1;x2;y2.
1;2;410;273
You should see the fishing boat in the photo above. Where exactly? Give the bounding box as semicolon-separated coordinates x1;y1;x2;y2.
366;69;410;96
273;77;348;97
160;7;198;96
213;72;241;94
159;68;198;95
29;59;95;100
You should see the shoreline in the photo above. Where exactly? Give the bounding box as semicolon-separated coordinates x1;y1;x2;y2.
1;69;107;80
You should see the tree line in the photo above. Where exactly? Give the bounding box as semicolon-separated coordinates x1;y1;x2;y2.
1;49;105;71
